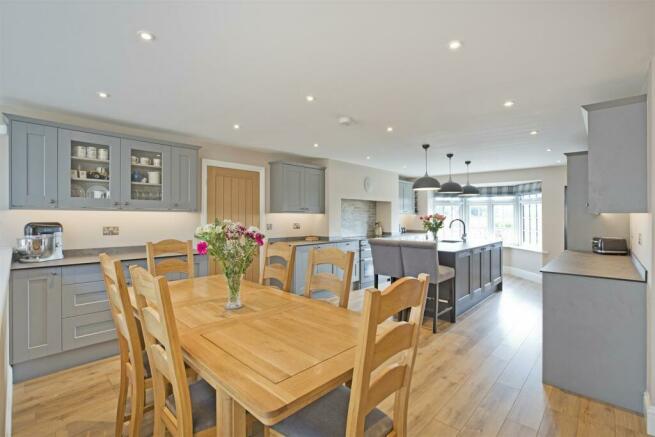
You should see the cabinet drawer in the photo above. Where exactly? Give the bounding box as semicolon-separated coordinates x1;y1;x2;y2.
62;264;102;284
62;311;116;351
62;281;109;317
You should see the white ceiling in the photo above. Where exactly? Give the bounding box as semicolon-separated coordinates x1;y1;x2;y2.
1;1;653;176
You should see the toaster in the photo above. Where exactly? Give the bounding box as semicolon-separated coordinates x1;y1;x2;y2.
592;237;629;255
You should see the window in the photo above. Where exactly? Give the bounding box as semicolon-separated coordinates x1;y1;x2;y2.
520;193;542;248
429;187;541;249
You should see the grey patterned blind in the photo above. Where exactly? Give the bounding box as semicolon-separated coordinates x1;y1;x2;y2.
434;181;541;197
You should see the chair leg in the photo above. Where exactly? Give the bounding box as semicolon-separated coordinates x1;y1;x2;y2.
115;363;129;437
128;379;145;437
450;278;457;323
374;274;378;288
433;283;438;334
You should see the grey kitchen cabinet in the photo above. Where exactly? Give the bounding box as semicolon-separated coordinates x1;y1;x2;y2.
58;129;122;209
11;268;62;364
583;95;647;213
293;245;310;294
10;121;59;208
270;162;325;213
121;139;172;210
469;248;482;295
399;180;416;214
62;280;109;317
6;114;200;212
491;244;502;283
481;246;492;288
335;241;359;285
171;147;198;211
454;251;471;302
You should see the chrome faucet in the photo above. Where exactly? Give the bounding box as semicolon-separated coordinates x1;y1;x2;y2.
449;219;467;242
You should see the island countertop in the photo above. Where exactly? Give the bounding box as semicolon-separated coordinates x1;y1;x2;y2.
375;234;501;252
541;250;646;283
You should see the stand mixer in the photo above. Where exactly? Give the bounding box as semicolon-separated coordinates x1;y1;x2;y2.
15;222;64;263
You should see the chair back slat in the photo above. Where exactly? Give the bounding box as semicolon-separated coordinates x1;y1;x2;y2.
260;242;296;291
304;247;355;308
346;274;429;437
130;265;194;436
146;239;195;279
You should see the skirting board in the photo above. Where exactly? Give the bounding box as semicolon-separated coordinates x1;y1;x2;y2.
644;391;655;436
504;266;542;284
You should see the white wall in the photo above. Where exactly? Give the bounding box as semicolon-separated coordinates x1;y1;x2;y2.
0;104;330;249
324;159;399;237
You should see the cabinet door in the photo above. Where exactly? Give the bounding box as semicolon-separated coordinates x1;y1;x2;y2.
454;252;471;301
491;245;502;281
11;268;62;363
481;247;492;287
171;147;198;211
409;185;416;213
58;129;121;209
121;139;172;210
469;249;482;294
10;121;58;208
293;246;309;294
283;164;304;212
303;167;325;213
399;182;406;213
194;255;208;277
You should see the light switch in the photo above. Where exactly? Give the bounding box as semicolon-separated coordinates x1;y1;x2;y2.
266;223;273;231
103;226;119;236
292;223;301;230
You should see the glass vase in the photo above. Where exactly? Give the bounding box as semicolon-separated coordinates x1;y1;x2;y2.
225;271;243;310
431;231;438;242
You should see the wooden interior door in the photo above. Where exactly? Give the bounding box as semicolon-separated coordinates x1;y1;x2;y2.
206;166;261;281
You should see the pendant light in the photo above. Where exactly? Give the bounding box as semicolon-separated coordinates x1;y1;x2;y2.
412;144;441;191
439;153;463;194
460;160;480;197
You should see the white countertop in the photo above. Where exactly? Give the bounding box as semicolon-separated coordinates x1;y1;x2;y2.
541;250;646;283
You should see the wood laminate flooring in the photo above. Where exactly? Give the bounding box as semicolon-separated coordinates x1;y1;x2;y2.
12;275;647;436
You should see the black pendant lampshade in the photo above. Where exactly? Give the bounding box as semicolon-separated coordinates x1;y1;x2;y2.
460;160;480;197
439;153;463;194
412;144;440;191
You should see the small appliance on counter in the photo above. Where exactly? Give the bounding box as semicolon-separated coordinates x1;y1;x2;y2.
592;237;629;255
15;222;64;263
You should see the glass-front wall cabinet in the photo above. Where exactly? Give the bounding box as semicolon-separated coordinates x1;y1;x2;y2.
121;139;172;210
58;130;121;209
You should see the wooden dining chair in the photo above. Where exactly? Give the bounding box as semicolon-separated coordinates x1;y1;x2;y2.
99;254;152;437
270;273;429;437
259;242;296;291
146;239;195;279
129;265;217;436
304;246;355;308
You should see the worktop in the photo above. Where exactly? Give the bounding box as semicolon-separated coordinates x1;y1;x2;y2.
378;234;502;253
540;250;646;283
11;246;201;270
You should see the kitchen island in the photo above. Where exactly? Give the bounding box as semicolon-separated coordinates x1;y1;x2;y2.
541;250;647;412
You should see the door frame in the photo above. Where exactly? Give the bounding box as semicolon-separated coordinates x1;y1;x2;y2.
201;159;266;270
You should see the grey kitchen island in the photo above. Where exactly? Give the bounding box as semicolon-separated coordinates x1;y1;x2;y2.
541;250;647;412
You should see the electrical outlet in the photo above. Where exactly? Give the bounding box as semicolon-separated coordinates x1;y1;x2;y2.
266;223;273;231
103;226;119;236
292;223;301;230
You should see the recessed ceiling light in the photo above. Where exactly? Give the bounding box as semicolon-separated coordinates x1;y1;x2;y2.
503;100;515;108
386;126;394;132
546;148;552;152
306;95;315;102
233;124;240;130
448;40;462;51
137;31;155;41
313;143;319;148
530;130;538;136
97;91;109;99
366;156;371;160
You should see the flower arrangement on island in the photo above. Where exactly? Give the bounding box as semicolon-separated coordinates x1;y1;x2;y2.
195;219;265;309
419;213;447;241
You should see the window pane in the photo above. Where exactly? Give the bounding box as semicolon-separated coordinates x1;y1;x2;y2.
468;205;489;239
493;204;515;244
432;201;462;240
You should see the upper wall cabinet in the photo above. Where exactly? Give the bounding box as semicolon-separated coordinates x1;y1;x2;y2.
269;162;325;213
10;121;58;208
399;180;416;214
582;95;647;213
5;114;200;212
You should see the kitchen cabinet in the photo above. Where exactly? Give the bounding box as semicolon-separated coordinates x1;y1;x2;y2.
583;95;647;213
120;139;172;210
291;242;360;294
469;248;482;295
62;311;115;352
399;180;416;214
11;268;62;364
491;244;502;283
454;251;471;302
10;121;58;209
58;129;121;209
270;162;325;213
5;114;200;212
171;146;198;211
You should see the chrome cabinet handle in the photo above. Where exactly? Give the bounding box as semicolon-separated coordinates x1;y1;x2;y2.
124;201;130;206
113;201;120;206
49;199;56;204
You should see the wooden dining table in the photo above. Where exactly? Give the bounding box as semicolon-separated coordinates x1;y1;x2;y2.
130;274;362;436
